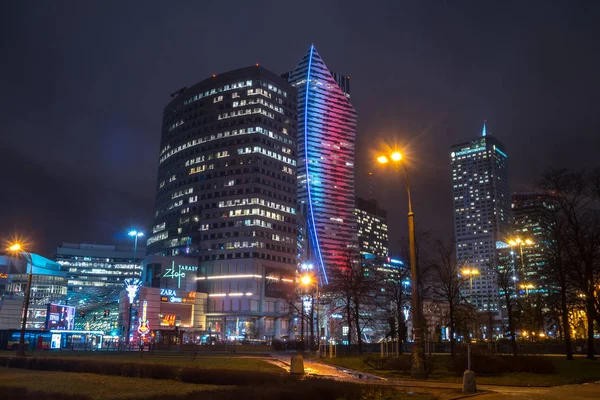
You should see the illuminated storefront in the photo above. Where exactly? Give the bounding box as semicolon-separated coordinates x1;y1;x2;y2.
119;256;207;345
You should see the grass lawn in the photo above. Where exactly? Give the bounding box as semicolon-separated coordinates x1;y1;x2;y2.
0;367;228;400
0;367;437;400
0;351;283;373
318;354;600;386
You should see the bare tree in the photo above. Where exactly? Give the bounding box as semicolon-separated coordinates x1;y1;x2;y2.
329;250;375;354
375;261;411;354
428;239;468;357
540;203;575;360
494;247;518;356
539;168;600;360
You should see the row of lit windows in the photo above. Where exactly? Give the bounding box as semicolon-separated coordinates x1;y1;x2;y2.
218;198;295;214
159;125;292;165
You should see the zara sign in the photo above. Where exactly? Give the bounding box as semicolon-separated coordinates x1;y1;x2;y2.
162;261;198;288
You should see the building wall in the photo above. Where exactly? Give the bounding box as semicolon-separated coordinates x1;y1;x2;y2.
287;45;358;283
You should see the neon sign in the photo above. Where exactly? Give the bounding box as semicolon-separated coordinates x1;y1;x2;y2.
160;289;196;303
138;301;149;336
0;273;8;279
161;314;176;327
162;261;198;288
124;278;142;303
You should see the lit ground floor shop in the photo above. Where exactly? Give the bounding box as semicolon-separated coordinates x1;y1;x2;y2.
118;286;207;345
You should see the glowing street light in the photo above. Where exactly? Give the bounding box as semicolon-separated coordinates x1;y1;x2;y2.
301;275;312;286
128;229;144;263
376;149;426;378
7;242;34;357
520;283;535;296
9;243;21;252
461;268;480;297
377;155;389;164
508;237;534;285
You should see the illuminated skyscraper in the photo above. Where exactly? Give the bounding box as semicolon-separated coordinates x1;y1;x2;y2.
450;122;509;310
286;45;358;283
149;66;298;340
508;192;556;295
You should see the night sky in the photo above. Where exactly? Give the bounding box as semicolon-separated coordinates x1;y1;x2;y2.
1;1;599;257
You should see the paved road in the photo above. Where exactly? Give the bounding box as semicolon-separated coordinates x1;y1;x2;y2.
473;382;600;399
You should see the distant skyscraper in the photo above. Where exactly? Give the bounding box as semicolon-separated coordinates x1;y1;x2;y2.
149;66;298;340
509;192;556;295
286;45;358;283
355;197;389;258
450;122;509;310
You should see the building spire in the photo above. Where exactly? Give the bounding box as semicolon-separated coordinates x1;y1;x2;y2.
482;120;487;137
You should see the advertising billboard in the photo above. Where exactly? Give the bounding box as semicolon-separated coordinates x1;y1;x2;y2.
45;304;75;330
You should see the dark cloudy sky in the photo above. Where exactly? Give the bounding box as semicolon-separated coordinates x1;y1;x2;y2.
1;0;599;257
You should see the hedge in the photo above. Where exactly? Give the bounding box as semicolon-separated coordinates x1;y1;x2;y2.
0;356;296;386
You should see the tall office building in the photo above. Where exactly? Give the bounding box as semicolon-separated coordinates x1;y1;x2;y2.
149;66;298;340
450;122;509;310
286;45;358;283
509;192;556;295
355;197;389;258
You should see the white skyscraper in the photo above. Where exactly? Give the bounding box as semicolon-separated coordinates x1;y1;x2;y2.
450;122;509;310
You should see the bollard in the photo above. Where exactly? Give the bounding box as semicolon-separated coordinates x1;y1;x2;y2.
463;370;477;393
290;354;305;375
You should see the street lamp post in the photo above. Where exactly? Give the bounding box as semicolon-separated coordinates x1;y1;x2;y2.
377;151;427;379
127;230;144;346
508;238;533;281
461;268;480;341
128;230;144;262
8;243;34;357
461;268;480;298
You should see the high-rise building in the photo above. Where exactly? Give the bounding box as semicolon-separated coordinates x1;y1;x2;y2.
286;45;358;283
450;122;509;310
355;197;389;258
149;66;299;340
509;192;556;295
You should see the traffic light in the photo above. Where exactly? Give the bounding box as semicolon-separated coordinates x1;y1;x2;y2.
80;311;85;319
103;310;107;318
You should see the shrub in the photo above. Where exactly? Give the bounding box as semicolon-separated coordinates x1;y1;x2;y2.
506;356;555;374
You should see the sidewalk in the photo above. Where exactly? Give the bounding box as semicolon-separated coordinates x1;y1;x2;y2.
268;353;600;399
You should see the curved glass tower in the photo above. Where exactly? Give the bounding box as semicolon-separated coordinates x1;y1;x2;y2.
287;45;358;283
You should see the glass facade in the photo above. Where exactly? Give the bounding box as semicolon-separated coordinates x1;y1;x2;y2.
56;243;144;289
286;45;358;283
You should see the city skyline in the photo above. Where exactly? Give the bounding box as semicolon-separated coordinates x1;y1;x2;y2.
2;1;599;257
